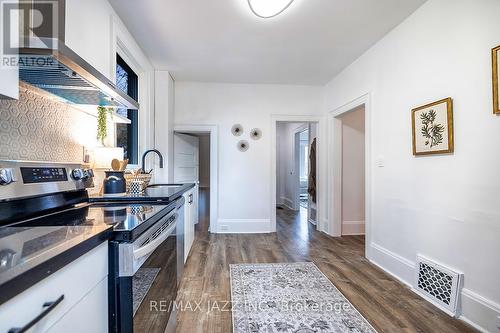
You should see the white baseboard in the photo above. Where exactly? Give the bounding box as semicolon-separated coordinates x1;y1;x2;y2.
319;218;336;236
281;197;295;210
369;242;500;332
342;220;365;235
369;242;415;288
216;219;271;234
460;288;500;333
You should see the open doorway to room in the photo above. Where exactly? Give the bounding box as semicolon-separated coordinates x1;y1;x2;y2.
173;124;218;238
338;106;366;236
329;95;371;257
297;128;309;211
173;131;211;236
196;134;211;235
276;121;319;228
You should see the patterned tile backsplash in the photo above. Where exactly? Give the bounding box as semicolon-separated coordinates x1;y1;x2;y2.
0;87;98;162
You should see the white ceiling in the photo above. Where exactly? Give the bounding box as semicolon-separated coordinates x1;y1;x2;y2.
109;0;426;85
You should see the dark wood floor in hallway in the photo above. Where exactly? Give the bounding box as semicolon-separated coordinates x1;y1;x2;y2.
178;195;475;332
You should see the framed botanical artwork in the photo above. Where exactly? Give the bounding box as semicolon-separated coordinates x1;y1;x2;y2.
411;97;454;156
493;45;500;114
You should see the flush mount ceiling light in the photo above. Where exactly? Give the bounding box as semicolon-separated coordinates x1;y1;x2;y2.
247;0;295;18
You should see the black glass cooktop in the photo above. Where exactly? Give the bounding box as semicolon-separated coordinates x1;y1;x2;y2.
16;201;176;242
0;224;111;288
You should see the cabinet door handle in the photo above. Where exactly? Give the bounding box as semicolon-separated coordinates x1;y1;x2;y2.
8;295;64;333
189;193;193;204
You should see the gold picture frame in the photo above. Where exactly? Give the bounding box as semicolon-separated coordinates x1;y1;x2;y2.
411;97;454;156
493;45;500;114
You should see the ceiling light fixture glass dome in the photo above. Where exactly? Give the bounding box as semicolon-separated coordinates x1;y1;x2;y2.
247;0;295;18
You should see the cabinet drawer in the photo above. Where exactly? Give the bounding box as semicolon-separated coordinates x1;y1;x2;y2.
46;277;108;333
0;242;108;333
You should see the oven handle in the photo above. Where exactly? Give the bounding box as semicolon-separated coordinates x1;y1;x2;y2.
133;214;177;260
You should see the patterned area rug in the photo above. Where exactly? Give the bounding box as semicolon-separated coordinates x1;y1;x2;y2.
133;267;160;316
230;262;377;333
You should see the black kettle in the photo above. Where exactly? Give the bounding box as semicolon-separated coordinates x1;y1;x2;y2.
103;171;126;196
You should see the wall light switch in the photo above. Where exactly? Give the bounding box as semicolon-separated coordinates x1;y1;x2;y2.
376;155;385;167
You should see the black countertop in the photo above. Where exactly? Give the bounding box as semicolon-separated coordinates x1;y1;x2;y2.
89;183;196;204
0;223;112;305
0;183;194;305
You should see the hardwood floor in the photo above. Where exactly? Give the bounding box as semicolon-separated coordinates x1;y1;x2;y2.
178;196;475;332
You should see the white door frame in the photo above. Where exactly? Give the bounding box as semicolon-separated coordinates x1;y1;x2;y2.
270;115;326;233
327;93;372;259
174;124;218;233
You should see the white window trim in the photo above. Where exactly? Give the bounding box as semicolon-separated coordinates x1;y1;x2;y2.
110;15;154;169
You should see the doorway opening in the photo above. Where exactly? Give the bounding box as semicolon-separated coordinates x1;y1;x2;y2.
196;133;211;235
276;121;319;227
173;131;210;236
173;125;218;238
298;128;309;211
338;106;365;236
328;94;371;257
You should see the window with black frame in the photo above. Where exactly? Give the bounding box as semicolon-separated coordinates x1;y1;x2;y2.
116;54;139;164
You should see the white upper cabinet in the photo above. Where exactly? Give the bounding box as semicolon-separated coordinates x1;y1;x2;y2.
0;60;18;100
0;0;19;100
65;0;114;80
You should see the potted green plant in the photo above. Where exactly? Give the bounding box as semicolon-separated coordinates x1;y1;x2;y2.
96;106;113;145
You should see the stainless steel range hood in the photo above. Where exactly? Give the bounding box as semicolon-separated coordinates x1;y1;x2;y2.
17;0;139;110
19;38;139;110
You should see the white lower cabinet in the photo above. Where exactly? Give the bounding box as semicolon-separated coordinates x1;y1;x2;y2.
46;277;108;333
192;186;199;225
183;185;199;263
0;242;109;333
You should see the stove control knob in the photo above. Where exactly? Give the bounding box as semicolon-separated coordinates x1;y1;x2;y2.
71;168;85;180
0;168;14;185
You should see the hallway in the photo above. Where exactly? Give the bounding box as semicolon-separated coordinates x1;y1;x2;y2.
195;188;210;235
177;207;475;332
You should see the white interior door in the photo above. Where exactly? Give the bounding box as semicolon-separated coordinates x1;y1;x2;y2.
174;133;199;183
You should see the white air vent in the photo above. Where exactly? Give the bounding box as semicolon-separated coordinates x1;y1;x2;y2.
415;255;463;316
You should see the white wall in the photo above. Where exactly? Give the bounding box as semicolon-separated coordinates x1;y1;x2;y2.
175;82;323;232
323;0;500;330
340;106;365;235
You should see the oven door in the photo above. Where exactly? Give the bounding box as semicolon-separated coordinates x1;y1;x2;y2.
110;208;179;333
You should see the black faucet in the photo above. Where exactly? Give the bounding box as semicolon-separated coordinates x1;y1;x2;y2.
141;149;164;173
